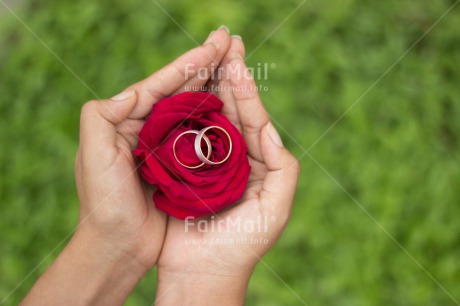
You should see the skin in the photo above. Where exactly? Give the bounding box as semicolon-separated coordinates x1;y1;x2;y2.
21;27;300;306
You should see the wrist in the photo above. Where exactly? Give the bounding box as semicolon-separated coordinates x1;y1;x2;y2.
21;226;149;306
66;227;149;303
155;268;253;306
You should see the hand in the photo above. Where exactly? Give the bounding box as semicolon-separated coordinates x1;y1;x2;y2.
155;36;300;305
75;26;232;270
21;28;232;306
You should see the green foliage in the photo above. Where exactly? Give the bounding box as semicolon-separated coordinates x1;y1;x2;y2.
1;0;460;305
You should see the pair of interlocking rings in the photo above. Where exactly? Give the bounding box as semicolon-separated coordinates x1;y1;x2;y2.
173;126;233;169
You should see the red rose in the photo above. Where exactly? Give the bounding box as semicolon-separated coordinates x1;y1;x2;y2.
133;91;251;220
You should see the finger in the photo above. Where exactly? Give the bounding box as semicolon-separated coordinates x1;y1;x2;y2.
222;35;246;66
207;34;246;92
79;91;138;166
125;30;231;119
174;26;232;94
216;78;241;131
260;122;300;222
215;35;245;130
115;118;145;149
229;56;270;162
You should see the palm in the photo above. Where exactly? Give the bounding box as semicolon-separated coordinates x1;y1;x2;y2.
77;115;167;268
157;44;280;274
158;157;272;274
114;118;168;266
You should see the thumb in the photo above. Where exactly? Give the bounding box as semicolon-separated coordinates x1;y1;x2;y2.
79;90;138;164
260;122;300;220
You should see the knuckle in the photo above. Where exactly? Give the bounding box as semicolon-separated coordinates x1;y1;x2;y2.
293;159;301;174
173;62;187;80
232;88;257;101
241;121;262;135
80;100;100;117
286;155;301;174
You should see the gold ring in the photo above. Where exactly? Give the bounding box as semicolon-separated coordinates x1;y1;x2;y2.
194;126;232;166
173;130;212;169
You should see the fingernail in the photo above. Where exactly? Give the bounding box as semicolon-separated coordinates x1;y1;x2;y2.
218;25;230;33
111;90;134;101
205;41;220;50
267;122;284;148
231;35;242;41
207;30;215;39
231;53;244;61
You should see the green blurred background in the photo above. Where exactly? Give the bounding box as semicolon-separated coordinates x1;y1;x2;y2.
1;0;460;305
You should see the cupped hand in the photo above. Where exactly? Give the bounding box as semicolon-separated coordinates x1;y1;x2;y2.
75;28;232;270
156;36;300;305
